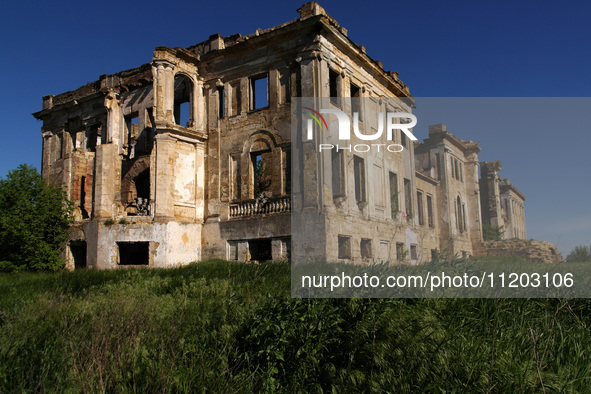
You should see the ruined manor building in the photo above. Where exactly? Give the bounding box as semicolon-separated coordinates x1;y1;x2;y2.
33;3;526;268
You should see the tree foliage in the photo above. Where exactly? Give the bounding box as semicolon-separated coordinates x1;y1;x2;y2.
566;245;591;262
0;164;73;271
483;224;505;241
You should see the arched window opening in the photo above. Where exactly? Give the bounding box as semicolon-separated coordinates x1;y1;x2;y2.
122;157;151;217
174;74;193;127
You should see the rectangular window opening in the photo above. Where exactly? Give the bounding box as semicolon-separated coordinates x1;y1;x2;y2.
389;172;399;217
329;69;339;106
361;238;372;259
427;194;434;228
410;244;418;261
354;155;366;204
250;74;268;110
218;87;225;118
338;235;352;260
248;239;272;262
118;242;149;266
332;150;344;198
350;82;361;118
404;178;412;218
70;241;87;269
417;191;424;226
396;242;405;261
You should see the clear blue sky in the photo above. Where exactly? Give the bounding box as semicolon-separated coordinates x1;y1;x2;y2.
0;0;589;256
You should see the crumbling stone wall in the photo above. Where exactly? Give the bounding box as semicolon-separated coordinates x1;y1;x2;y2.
480;239;562;263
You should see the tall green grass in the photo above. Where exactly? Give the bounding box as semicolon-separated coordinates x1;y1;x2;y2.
1;260;591;392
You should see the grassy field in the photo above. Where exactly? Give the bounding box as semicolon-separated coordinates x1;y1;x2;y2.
1;260;591;392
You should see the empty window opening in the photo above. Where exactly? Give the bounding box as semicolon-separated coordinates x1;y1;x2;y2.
86;125;100;152
290;68;301;99
450;157;455;178
174;74;193;127
410;244;418;261
329;69;339;106
338;235;351;259
350;82;361;118
427;194;434;228
404;178;412;218
361;238;372;259
435;153;442;180
332;150;344;198
280;71;291;103
389;172;399;217
118;242;149;266
80;176;89;219
251;151;272;198
248;239;272;262
417;191;425;226
353;155;366;204
218;87;225;118
125;114;140;158
396;242;405;261
70;241;87;269
455;160;459;180
462;203;467;233
456;196;463;232
250;74;268;110
400;129;407;148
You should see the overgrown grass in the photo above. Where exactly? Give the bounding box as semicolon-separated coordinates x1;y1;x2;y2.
1;260;591;392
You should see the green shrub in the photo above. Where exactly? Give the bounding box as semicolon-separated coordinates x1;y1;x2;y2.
566;245;591;262
0;165;73;271
483;224;505;241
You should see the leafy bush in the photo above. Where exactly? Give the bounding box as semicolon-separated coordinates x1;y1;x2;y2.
566;245;591;262
0;165;73;271
483;224;505;241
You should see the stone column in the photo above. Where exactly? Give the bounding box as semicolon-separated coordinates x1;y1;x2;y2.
152;60;175;124
153;133;176;220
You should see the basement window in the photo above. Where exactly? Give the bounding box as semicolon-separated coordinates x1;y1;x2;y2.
248;239;272;262
250;74;268;110
118;242;149;266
